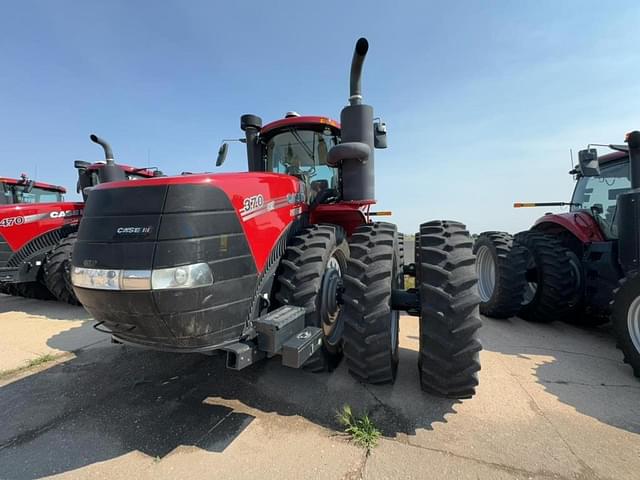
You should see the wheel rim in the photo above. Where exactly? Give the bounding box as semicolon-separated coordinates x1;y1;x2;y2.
522;255;537;306
475;245;496;303
566;251;582;307
320;252;345;349
627;295;640;353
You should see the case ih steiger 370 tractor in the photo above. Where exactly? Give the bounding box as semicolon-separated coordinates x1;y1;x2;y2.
71;38;482;398
0;137;159;303
473;131;640;378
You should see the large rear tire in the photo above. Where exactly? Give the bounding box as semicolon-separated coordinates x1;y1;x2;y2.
473;231;527;318
44;233;80;305
275;224;349;372
342;222;401;384
516;231;579;323
417;221;482;399
612;273;640;378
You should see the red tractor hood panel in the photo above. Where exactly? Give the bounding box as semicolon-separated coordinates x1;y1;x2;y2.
0;202;84;252
533;211;605;243
93;172;306;272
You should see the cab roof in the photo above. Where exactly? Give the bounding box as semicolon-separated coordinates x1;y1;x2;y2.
598;150;628;165
260;116;340;137
0;177;66;193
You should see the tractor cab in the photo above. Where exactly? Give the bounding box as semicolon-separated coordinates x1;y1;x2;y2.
570;150;631;239
0;175;65;205
74;135;162;200
259;115;341;204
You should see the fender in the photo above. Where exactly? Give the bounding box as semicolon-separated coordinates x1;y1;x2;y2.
0;202;84;252
533;211;604;243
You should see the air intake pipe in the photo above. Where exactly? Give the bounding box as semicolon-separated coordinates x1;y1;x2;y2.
90;134;127;183
328;37;375;201
617;130;640;274
241;114;263;172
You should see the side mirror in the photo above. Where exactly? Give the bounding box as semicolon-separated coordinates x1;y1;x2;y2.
374;121;388;149
216;143;229;167
578;148;600;177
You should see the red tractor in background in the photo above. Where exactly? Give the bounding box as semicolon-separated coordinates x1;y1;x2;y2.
0;136;160;303
70;38;482;399
474;132;640;378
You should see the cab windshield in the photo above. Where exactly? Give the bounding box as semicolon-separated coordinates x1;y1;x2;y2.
1;183;63;205
265;128;340;200
571;159;630;239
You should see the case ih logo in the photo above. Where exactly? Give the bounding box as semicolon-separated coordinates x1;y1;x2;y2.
115;226;153;236
50;209;82;219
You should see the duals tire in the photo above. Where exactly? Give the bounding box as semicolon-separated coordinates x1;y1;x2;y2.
417;221;482;399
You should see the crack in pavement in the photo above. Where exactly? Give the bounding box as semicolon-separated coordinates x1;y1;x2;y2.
541;379;640;389
361;379;590;480
394;436;605;480
496;345;620;364
341;449;368;480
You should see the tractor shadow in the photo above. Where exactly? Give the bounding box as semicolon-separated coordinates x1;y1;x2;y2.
0;321;459;479
481;315;640;434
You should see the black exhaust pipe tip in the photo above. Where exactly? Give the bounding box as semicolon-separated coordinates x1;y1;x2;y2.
349;37;369;105
90;134;114;162
355;37;369;56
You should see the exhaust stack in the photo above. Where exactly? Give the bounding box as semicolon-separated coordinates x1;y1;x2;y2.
89;134;127;184
617;130;640;274
627;131;640;190
349;38;369;106
90;134;114;165
328;37;376;202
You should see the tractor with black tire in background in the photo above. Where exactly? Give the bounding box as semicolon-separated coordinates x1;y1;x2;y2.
70;38;482;399
0;136;160;304
473;132;640;378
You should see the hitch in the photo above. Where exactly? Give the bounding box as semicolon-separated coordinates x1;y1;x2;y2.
223;305;322;370
391;288;420;317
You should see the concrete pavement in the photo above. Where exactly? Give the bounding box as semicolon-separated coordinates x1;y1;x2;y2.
0;294;639;479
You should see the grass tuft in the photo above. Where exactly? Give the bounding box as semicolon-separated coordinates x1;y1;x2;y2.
337;404;381;451
25;354;59;368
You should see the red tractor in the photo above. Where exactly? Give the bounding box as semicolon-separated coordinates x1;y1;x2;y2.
473;132;640;378
70;38;482;398
0;136;159;303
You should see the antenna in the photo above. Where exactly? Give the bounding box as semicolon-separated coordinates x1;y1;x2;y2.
569;148;574;170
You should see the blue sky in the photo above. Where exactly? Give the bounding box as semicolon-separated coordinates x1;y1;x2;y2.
1;1;639;234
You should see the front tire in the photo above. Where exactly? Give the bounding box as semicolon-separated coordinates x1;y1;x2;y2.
473;231;527;318
417;221;482;399
275;224;349;372
44;233;80;305
612;274;640;378
342;222;401;384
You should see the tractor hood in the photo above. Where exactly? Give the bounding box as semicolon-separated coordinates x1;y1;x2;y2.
71;172;306;351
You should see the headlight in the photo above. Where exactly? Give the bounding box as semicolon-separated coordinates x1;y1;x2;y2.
71;268;123;290
151;263;213;290
71;263;213;291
